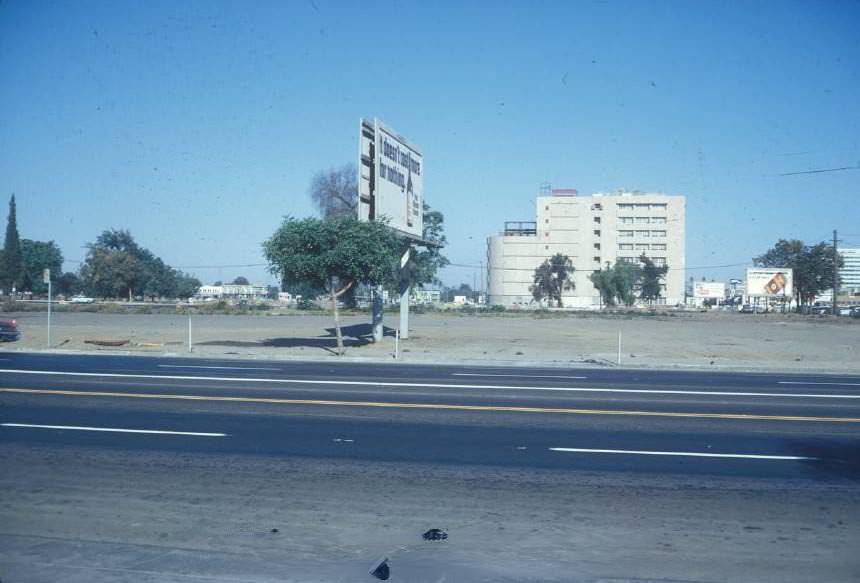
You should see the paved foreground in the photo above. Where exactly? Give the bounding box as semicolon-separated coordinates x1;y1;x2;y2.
1;352;859;581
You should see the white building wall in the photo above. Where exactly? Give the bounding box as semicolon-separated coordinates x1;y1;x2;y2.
840;248;860;293
488;190;686;308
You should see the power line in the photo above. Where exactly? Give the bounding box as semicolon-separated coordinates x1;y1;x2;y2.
779;164;859;176
447;261;751;272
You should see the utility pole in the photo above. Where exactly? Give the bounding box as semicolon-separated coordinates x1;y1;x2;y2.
832;229;839;316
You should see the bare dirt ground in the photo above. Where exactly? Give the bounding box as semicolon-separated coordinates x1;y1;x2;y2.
3;309;858;372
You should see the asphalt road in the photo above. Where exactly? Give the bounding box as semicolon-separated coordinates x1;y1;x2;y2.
1;351;859;582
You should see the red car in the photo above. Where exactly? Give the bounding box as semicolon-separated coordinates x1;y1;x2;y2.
0;318;21;342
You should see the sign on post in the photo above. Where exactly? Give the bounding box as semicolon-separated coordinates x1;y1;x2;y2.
358;118;424;239
693;281;725;299
745;268;793;297
359;118;426;343
43;268;51;284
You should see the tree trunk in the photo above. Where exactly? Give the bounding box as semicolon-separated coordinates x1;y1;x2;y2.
330;278;355;357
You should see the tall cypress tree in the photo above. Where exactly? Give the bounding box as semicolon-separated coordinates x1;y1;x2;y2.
2;194;22;292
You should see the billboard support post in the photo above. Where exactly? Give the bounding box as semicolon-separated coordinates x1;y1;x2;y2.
399;248;411;340
372;285;384;343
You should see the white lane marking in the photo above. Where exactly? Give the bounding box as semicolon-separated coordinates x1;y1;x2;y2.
1;423;226;437
332;438;354;443
549;447;815;460
779;381;860;387
453;373;587;380
158;365;281;371
1;369;859;400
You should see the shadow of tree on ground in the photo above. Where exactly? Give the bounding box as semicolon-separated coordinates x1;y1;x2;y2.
194;323;396;355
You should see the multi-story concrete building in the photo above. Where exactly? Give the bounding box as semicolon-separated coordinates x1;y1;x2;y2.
840;248;860;294
487;189;686;308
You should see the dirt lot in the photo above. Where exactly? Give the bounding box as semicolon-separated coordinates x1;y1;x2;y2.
3;308;858;372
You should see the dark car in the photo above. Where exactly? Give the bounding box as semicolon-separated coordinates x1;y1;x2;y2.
0;318;21;342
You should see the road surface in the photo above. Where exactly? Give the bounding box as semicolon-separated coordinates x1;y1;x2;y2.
1;352;859;582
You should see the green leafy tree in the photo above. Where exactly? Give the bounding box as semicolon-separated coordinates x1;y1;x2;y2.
2;194;23;292
20;239;64;295
612;261;641;306
174;272;202;299
56;272;81;297
232;276;250;285
590;268;617;307
401;204;449;289
530;253;575;307
754;239;843;306
81;229;190;300
263;217;401;355
590;261;641;307
639;255;668;304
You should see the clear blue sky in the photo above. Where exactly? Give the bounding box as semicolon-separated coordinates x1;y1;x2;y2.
1;0;859;287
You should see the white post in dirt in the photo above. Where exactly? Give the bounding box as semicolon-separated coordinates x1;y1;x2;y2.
395;328;400;360
44;269;52;349
617;330;622;366
399;247;411;340
187;310;193;353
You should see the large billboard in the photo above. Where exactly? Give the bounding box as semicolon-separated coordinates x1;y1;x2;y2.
358;118;423;239
746;268;793;297
693;281;725;299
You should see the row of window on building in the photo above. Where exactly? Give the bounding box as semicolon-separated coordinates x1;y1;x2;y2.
619;243;667;250
618;230;667;238
616;203;668;211
618;216;667;224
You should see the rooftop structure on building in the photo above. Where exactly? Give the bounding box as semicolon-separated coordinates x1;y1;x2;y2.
487;187;686;308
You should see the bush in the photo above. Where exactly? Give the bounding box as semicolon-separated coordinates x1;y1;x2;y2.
488;304;506;313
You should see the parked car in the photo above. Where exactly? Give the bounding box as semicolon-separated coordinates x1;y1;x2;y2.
0;318;21;342
810;305;831;315
739;304;755;313
70;295;95;304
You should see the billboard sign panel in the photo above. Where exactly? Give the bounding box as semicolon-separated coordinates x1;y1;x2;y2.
746;268;793;297
358;118;423;239
693;281;725;299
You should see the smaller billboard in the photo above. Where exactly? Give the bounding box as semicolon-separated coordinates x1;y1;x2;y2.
746;268;793;297
693;281;725;299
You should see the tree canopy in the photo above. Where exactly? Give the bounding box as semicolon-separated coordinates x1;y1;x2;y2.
639;255;668;303
80;229;200;300
20;239;63;295
530;253;575;307
590;261;642;307
1;194;22;292
263;216;401;354
232;276;250;285
754;239;842;306
401;203;449;289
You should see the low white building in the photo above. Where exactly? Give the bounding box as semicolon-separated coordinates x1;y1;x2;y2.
411;289;442;305
196;284;269;301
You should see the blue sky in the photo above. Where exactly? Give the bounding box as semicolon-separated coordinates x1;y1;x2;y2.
1;0;859;287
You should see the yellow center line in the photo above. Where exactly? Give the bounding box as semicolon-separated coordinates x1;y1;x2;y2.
2;387;860;423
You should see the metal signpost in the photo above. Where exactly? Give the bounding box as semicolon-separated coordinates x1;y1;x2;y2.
43;268;52;348
359;118;428;343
